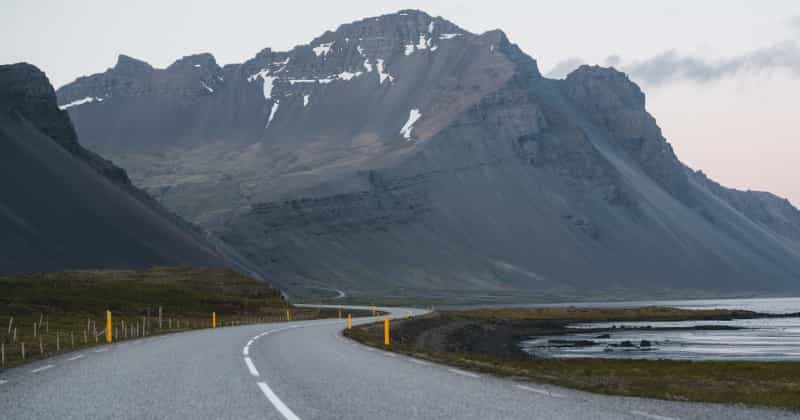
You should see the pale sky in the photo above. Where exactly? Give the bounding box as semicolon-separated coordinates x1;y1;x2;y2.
2;0;798;205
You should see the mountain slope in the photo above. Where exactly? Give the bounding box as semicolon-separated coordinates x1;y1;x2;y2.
0;63;249;275
57;10;800;299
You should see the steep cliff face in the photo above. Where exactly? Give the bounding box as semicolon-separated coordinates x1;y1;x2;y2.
0;63;254;276
57;10;800;299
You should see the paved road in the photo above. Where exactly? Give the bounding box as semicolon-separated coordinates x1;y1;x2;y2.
0;305;796;419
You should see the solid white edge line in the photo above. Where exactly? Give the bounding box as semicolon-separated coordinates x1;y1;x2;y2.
94;348;108;353
448;368;480;378
630;411;679;420
31;364;54;373
66;354;84;361
410;359;431;366
244;357;260;377
243;346;249;356
0;379;7;385
257;381;301;420
515;384;565;398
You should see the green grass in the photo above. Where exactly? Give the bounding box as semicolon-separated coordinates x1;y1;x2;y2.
347;308;800;410
0;266;364;369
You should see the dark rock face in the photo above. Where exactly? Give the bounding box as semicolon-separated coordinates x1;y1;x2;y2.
563;65;691;204
55;10;800;298
0;63;254;276
1;63;81;152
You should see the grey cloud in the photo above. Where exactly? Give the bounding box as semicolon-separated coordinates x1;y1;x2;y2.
604;55;621;67
790;16;800;31
624;41;800;85
544;57;586;79
545;41;800;86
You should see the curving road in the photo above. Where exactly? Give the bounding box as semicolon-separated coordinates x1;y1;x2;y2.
0;305;795;419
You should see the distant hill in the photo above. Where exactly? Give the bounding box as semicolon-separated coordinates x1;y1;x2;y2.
56;10;800;299
0;63;256;276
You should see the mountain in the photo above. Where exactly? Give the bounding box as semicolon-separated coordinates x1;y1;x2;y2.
0;63;255;276
56;10;800;300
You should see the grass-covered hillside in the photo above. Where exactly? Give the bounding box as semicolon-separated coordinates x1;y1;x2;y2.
0;267;344;368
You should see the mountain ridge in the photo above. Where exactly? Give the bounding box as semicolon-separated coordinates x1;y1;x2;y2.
54;10;800;298
0;63;259;277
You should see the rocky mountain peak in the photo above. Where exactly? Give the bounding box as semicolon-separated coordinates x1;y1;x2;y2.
564;65;645;111
0;63;80;152
114;54;154;75
166;53;220;72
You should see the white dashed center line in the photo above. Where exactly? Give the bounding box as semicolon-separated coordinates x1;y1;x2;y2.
66;354;84;361
631;411;679;420
257;382;301;420
448;368;480;378
31;365;54;373
244;357;260;377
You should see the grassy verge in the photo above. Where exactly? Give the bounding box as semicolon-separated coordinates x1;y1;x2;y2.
0;266;366;369
346;308;800;410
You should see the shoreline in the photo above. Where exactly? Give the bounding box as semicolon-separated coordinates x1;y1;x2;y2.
346;307;800;410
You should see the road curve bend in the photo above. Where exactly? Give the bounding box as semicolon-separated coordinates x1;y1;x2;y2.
0;305;795;419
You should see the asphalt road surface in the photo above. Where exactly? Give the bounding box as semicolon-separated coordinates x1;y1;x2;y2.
0;305;796;419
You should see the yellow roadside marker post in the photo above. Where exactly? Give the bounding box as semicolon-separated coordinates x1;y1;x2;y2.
212;312;217;329
106;310;112;344
338;309;342;319
286;309;292;322
347;314;352;330
371;305;376;316
384;317;390;346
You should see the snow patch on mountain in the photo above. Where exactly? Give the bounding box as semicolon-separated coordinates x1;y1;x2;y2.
59;96;103;110
313;42;334;57
266;100;280;128
439;33;462;40
376;59;395;84
400;108;421;140
303;94;310;107
337;71;363;81
417;34;431;50
247;69;278;99
201;81;214;93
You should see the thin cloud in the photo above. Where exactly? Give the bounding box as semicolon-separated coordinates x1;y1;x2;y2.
790;16;800;31
624;41;800;85
544;57;586;79
544;41;800;86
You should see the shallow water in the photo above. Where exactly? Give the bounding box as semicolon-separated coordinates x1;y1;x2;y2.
519;297;800;361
